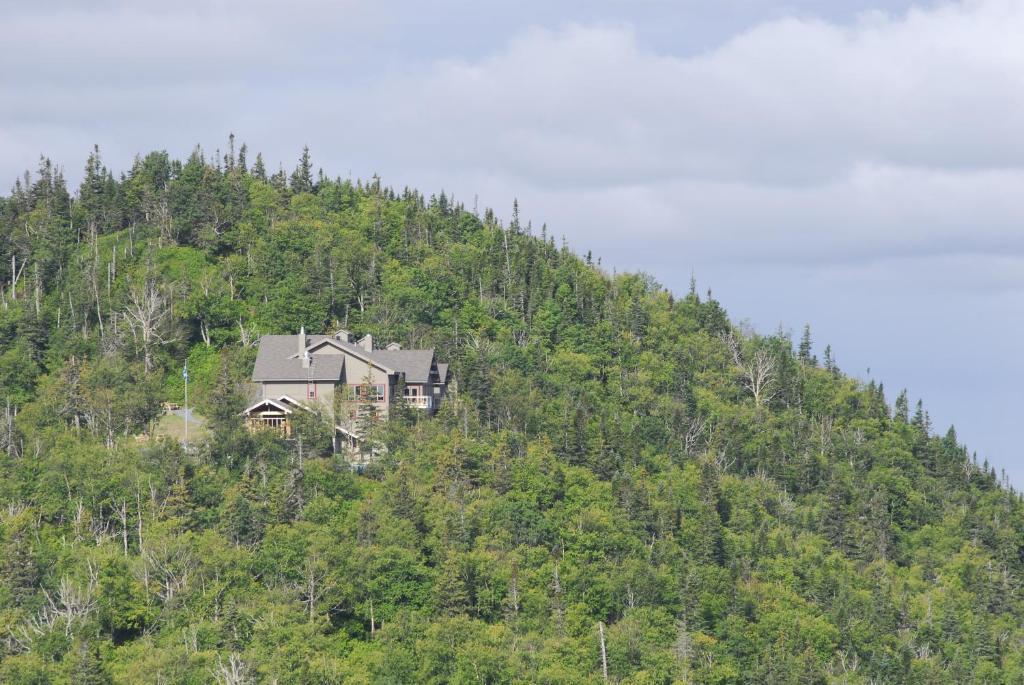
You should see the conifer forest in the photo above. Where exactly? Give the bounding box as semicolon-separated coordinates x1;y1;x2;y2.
1;143;1022;683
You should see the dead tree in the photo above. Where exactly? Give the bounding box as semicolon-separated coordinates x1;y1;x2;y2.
724;332;779;407
296;553;333;623
212;653;250;685
123;276;174;374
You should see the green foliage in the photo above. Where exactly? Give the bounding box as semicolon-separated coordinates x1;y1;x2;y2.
0;144;1023;682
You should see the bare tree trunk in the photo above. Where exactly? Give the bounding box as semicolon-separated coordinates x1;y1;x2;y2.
123;276;174;374
116;501;129;557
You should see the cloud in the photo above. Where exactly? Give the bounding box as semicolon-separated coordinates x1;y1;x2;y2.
275;4;1024;269
5;0;1024;269
328;3;1024;185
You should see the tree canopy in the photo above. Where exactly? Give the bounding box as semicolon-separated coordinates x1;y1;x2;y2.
0;143;1022;683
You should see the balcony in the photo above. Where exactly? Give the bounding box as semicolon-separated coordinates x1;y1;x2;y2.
404;395;433;409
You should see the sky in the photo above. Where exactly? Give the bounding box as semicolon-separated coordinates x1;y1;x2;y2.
3;0;1024;482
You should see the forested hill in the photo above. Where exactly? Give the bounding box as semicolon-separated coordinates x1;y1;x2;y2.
0;144;1022;684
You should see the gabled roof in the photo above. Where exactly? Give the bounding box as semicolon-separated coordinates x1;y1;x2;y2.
252;335;346;381
252;333;444;385
305;335;396;374
437;363;449;383
370;348;435;384
242;398;295;415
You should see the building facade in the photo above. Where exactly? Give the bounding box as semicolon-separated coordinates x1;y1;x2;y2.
243;329;448;457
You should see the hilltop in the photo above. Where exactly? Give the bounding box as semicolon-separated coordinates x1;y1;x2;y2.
0;144;1022;684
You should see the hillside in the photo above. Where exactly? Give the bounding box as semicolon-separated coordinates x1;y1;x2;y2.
1;144;1022;684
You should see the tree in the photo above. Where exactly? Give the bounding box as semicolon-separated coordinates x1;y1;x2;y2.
98;557;151;643
1;513;39;606
122;273;175;374
798;324;816;365
725;332;779;407
894;389;909;423
252;153;267;181
434;553;470;616
73;642;112;685
290;146;314;194
695;459;725;565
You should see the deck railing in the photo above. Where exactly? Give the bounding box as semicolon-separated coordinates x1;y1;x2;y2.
246;416;291;435
404;395;433;409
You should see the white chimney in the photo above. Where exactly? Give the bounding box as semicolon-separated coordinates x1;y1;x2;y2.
358;334;373;352
298;327;308;365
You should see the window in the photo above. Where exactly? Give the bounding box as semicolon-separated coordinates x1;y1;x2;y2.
307;383;317;399
404;385;421;397
350;384;385;401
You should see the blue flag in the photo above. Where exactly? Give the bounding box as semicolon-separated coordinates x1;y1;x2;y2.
182;364;189;381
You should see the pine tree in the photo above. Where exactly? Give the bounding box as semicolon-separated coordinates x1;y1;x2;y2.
435;554;469;616
822;474;848;552
695;459;725;565
290;146;314;194
270;164;288;191
823;345;837;375
252;153;267;181
161;471;196;527
1;521;39;606
911;399;927;433
894;390;909;423
798;324;816;365
282;465;305;522
74;642;112;685
222;477;267;546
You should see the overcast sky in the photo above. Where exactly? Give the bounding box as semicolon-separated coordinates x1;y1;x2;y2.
4;0;1024;482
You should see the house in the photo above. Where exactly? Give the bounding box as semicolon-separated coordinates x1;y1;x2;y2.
243;328;448;457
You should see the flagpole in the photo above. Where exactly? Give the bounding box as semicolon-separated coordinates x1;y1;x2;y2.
183;363;189;446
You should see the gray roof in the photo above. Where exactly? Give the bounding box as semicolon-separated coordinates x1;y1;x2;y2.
253;333;442;384
437;363;449;383
252;335;346;381
370;348;435;384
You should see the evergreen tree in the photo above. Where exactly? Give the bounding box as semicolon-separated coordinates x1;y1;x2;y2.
894;389;910;423
252;152;267;180
290;146;314;194
695;459;725;565
823;344;837;375
798;324;816;365
434;554;469;616
282;464;305;522
73;642;112;685
0;519;39;606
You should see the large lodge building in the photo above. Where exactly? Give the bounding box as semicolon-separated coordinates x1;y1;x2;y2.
242;328;448;461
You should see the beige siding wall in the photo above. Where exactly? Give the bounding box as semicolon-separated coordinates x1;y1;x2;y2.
262;381;305;400
310;344;343;354
261;381;334;413
260;346;392;424
340;356;390;387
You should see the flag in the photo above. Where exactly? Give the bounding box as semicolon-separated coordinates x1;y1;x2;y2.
182;364;189;381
